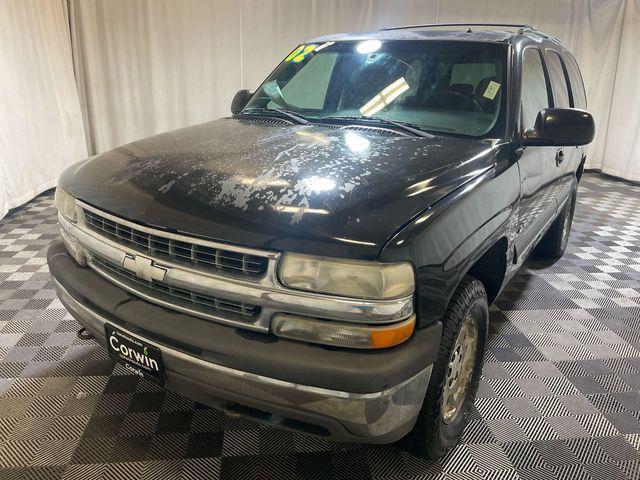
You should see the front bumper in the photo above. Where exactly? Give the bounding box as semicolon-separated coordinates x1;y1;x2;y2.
48;241;440;442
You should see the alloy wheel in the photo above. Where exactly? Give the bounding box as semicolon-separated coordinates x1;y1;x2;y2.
442;313;478;424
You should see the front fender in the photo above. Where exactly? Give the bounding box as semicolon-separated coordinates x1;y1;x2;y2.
380;162;520;326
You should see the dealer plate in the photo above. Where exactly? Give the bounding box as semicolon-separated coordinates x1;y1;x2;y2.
105;324;164;384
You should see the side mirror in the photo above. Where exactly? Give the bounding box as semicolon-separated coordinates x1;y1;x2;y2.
523;108;595;147
231;89;253;115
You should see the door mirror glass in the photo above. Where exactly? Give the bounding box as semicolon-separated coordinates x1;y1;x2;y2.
231;89;253;114
523;108;594;146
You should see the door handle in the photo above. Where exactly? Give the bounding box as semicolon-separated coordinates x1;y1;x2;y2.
555;149;564;167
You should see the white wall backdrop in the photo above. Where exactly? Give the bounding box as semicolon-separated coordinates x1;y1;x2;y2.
0;0;87;218
600;1;640;180
67;0;640;180
1;0;639;218
69;0;242;155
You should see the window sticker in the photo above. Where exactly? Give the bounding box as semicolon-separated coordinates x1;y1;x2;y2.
284;44;318;63
483;80;501;100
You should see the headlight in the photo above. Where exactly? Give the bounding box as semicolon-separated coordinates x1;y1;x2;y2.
55;187;77;222
279;253;415;299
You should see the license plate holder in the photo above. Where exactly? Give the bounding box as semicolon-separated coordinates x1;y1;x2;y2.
105;324;164;384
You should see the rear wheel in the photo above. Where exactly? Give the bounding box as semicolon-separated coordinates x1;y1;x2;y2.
405;277;488;460
533;188;577;261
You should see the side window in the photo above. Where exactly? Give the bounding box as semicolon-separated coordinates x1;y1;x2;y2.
521;48;550;129
564;52;587;109
546;51;571;108
450;62;497;92
277;53;338;109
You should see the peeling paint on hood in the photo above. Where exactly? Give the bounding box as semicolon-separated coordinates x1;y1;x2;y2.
60;117;498;259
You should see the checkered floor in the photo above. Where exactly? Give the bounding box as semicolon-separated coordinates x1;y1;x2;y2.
1;172;639;480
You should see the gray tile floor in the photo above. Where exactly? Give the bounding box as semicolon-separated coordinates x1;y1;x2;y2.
0;172;639;479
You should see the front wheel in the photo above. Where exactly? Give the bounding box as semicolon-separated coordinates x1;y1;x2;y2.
404;276;488;460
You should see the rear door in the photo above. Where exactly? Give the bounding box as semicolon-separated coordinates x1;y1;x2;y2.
544;48;580;204
515;47;563;258
562;50;588;177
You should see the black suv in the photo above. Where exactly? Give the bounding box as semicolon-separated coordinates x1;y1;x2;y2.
48;23;594;458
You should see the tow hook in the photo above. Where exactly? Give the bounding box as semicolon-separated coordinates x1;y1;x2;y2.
77;327;94;340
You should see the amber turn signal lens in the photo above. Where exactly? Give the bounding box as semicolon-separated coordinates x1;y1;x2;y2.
272;314;415;349
371;316;416;348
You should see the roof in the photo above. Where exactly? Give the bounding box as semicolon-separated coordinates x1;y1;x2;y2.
308;25;562;46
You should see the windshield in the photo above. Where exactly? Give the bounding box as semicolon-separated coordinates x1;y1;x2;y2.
243;40;507;138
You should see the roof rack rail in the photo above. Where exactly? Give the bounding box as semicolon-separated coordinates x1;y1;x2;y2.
380;23;537;31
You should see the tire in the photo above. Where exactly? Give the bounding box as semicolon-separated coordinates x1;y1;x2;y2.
404;276;489;460
532;188;577;261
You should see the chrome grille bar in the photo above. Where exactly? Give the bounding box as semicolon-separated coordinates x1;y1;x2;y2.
82;208;268;276
91;254;261;322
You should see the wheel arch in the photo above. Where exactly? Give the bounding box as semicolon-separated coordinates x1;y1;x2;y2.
410;230;511;328
466;236;509;304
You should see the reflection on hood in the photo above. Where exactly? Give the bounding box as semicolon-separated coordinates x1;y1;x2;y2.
61;117;497;258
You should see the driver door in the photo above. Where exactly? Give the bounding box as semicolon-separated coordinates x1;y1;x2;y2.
514;47;563;259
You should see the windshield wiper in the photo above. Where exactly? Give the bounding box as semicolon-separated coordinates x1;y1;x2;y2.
321;116;434;138
242;107;309;125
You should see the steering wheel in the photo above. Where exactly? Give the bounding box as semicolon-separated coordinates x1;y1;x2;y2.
424;91;484;113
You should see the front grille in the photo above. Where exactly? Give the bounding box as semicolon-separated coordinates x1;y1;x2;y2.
90;255;261;321
82;208;268;277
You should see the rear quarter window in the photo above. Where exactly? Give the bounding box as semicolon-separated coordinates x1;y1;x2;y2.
546;51;571;108
563;52;587;109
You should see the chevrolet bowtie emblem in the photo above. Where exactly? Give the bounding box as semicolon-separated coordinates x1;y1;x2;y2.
122;254;167;282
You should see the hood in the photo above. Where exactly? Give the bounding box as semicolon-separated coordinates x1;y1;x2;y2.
60;117;498;259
